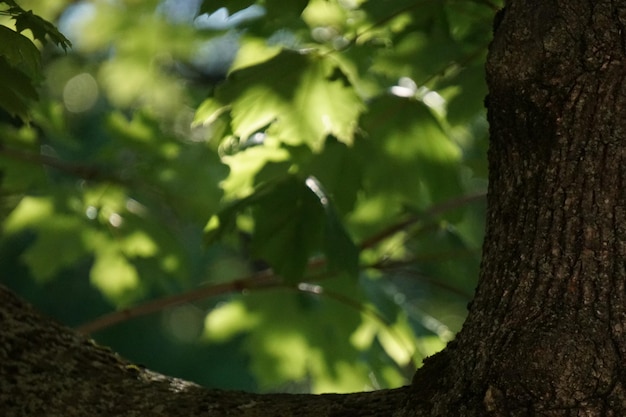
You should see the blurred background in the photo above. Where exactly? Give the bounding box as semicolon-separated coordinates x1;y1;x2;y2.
0;0;498;394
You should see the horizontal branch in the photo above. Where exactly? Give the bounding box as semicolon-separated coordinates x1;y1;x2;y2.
359;191;486;250
1;284;422;417
77;192;484;334
0;143;126;184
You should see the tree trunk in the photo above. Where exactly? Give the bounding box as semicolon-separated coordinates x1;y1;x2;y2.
410;0;626;415
3;1;626;416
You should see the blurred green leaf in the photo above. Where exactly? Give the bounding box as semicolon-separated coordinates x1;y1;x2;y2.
241;283;370;392
442;62;487;125
90;245;142;305
3;196;85;281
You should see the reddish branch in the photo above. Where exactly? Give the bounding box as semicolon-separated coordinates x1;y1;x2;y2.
77;192;484;334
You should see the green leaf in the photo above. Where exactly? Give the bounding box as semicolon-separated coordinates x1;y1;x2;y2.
90;247;141;304
0;126;46;191
302;138;362;214
371;29;461;85
0;25;43;117
0;65;32;118
357;0;443;44
8;6;72;50
240;278;368;392
443;1;498;44
106;111;228;223
21;217;87;281
0;25;42;80
216;50;363;151
304;176;359;278
3;196;88;281
441;62;488;125
157;144;228;223
206;175;359;281
0;55;38;93
247;176;323;280
358;95;463;208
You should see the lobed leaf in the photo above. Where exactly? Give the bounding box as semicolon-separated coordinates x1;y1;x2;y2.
359;95;463;208
13;9;72;50
206;175;358;281
215;50;363;151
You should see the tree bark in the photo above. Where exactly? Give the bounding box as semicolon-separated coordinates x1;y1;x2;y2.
0;284;414;416
410;0;626;415
3;1;626;416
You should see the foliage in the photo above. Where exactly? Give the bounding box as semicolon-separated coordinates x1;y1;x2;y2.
0;0;70;118
0;0;498;393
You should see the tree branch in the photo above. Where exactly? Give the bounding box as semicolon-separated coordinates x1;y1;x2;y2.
77;192;484;334
0;284;420;417
358;191;485;250
0;143;126;184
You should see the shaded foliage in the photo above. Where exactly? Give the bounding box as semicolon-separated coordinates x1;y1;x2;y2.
0;0;497;393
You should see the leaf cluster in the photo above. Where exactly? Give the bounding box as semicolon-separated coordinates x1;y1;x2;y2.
0;0;70;118
0;0;499;393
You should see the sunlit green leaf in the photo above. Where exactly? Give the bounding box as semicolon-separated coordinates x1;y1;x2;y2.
204;300;260;342
216;50;363;150
90;246;142;304
359;95;462;207
3;196;87;281
220;144;291;198
241;281;370;392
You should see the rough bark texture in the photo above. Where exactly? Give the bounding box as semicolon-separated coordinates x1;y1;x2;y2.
0;285;414;416
3;1;626;416
410;0;626;415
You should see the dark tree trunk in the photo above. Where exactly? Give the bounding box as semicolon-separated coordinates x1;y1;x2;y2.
3;1;626;416
410;0;626;415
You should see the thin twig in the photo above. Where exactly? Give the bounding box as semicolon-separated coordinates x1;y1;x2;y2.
76;269;278;334
367;258;475;299
0;143;126;185
280;282;420;369
359;191;486;250
76;192;484;334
